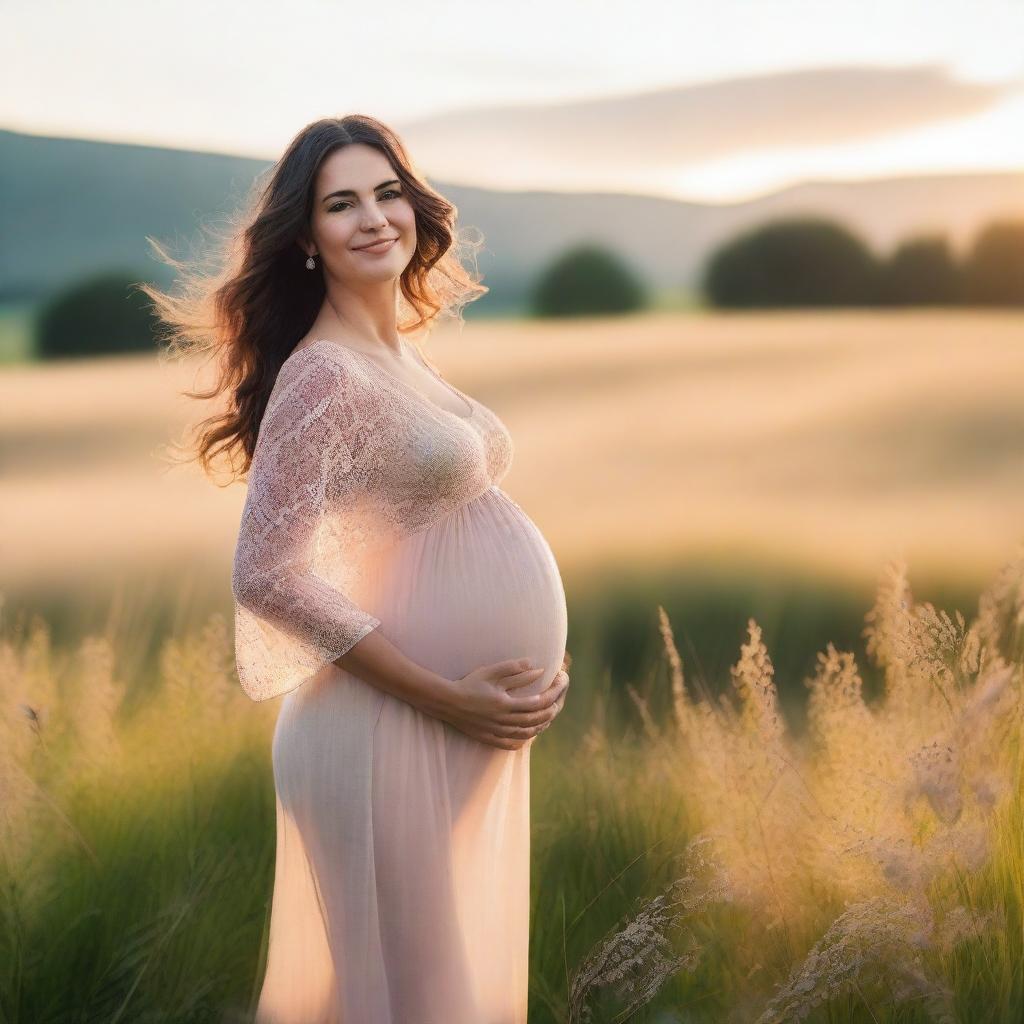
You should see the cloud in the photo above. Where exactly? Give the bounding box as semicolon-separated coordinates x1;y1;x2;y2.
395;63;1017;173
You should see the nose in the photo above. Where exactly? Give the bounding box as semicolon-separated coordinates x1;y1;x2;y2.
360;202;389;231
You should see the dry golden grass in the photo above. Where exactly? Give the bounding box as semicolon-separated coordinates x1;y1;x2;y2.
567;546;1024;1022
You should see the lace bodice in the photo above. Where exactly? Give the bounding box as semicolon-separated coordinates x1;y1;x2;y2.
231;339;514;701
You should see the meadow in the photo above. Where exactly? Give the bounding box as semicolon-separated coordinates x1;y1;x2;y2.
1;308;1022;1021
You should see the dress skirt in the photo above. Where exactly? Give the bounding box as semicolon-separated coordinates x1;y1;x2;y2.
254;484;568;1024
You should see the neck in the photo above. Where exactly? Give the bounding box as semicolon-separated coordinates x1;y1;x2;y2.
321;280;402;356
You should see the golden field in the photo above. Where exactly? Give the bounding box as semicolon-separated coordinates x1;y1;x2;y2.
1;308;1022;606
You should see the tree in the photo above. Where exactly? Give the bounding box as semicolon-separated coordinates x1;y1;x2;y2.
962;220;1024;306
702;217;878;308
35;270;159;359
875;235;961;306
531;243;646;317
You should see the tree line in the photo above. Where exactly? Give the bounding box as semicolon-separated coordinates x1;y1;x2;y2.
532;215;1024;316
26;214;1024;359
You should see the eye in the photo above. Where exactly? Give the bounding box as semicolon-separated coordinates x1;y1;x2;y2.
329;189;403;213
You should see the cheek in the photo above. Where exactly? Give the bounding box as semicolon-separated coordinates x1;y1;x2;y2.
395;202;417;238
318;215;355;248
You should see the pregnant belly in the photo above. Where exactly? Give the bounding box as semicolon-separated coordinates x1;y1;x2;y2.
363;485;568;699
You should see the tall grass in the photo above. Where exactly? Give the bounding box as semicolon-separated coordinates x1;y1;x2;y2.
564;546;1024;1023
1;546;1021;1022
0;612;276;1022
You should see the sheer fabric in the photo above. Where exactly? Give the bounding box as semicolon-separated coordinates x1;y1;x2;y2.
231;339;568;1023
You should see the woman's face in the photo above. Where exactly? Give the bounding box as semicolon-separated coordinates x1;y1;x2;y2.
308;143;417;284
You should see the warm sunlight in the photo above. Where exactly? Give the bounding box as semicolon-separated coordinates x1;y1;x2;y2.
4;2;1024;1021
671;91;1024;203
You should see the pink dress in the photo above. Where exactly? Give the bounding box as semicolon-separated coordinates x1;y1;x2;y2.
231;337;568;1024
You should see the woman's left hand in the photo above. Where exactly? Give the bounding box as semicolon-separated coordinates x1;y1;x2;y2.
539;650;571;733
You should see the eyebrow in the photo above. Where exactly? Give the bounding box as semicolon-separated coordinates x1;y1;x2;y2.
321;179;401;203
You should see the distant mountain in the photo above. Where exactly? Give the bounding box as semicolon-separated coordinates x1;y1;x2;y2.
1;128;1022;312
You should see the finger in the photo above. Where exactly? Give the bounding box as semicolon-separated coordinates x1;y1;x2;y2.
476;730;518;750
493;658;536;677
495;708;552;733
494;723;540;740
501;667;547;690
546;674;569;699
532;670;565;694
505;681;564;712
543;700;564;720
497;706;555;727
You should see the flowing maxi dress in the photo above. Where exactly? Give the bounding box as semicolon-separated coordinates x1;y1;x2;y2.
230;337;568;1024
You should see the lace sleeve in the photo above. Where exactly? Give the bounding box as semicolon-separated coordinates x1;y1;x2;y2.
231;351;382;702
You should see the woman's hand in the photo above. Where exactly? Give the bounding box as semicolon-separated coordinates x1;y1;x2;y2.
440;653;571;750
530;650;571;740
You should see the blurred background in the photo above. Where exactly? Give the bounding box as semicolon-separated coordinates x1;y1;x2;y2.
2;1;1023;1020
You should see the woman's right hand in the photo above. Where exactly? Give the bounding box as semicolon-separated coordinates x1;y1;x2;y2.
440;658;568;750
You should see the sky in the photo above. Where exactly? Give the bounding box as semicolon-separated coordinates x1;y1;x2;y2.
3;0;1023;203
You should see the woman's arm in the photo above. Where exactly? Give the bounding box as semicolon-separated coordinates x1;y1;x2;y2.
332;626;456;716
232;352;385;701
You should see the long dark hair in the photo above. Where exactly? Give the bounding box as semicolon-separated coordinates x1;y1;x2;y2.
141;114;487;483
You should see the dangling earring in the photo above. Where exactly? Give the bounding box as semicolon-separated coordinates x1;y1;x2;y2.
305;254;317;270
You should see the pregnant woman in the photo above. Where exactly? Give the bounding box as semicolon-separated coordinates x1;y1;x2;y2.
151;115;571;1022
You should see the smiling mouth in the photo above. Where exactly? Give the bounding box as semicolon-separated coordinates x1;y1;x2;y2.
354;238;398;252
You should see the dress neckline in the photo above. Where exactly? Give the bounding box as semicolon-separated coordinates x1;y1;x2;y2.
301;338;476;422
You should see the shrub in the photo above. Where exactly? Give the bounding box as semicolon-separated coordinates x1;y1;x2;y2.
35;271;160;359
702;217;879;308
875;234;962;306
531;243;646;317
